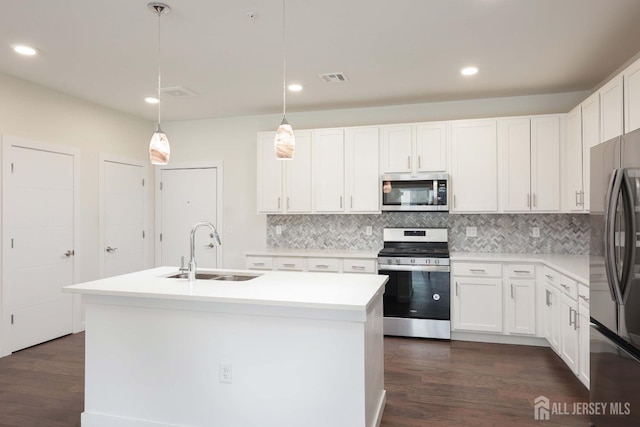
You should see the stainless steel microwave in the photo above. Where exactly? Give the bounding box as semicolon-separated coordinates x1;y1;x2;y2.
381;174;448;211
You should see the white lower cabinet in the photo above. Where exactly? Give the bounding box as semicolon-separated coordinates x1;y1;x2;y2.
246;254;376;274
559;291;579;374
577;283;590;388
452;262;503;333
505;264;536;335
542;271;561;353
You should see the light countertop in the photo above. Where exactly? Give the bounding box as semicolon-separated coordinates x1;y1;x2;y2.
245;248;380;259
64;266;387;316
450;252;590;284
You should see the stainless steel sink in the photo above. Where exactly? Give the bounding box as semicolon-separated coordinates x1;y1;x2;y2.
166;272;260;281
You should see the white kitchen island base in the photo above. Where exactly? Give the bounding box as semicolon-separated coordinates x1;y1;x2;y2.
66;268;386;427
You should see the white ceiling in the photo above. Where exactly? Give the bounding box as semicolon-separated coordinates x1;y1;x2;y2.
1;0;640;122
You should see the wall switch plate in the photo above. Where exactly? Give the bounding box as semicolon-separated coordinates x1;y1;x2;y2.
365;226;373;236
219;363;232;384
466;227;477;238
275;225;282;235
531;227;540;238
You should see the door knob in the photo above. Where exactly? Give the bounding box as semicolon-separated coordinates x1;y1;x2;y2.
106;246;118;253
64;250;75;257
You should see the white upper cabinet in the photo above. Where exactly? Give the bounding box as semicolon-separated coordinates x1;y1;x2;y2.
599;74;624;142
624;57;640;134
345;127;380;213
500;118;532;212
530;115;561;212
564;106;584;212
380;122;448;174
581;92;600;212
257;131;312;214
450;119;498;212
379;125;413;174
415;122;448;172
313;129;345;213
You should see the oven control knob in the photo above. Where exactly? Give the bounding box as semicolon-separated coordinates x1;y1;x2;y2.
410;258;415;264
395;258;401;264
425;258;430;264
435;259;440;265
433;293;440;301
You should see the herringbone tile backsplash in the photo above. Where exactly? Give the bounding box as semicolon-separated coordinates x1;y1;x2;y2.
266;213;589;254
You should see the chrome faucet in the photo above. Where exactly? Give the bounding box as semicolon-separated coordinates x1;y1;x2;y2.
188;221;222;282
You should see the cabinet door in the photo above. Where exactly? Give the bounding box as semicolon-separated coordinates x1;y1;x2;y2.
600;75;624;143
313;129;345;213
285;130;312;213
452;277;503;332
531;116;561;211
415;122;447;172
345;127;380;213
542;284;561;353
581;92;599;211
578;307;590;388
625;57;640;134
500;118;531;212
559;293;579;374
450;120;498;212
257;132;283;213
565;106;584;212
380;125;412;174
505;279;536;335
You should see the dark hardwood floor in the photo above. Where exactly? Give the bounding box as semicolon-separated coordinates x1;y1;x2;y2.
0;333;589;426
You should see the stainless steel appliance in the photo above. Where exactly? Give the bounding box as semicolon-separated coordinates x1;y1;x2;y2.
381;174;448;211
378;228;450;339
590;129;640;425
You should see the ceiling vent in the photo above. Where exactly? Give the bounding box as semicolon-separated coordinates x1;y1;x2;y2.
161;86;198;97
318;72;348;83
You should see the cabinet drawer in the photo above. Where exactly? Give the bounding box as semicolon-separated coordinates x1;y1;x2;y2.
506;264;535;278
307;257;340;273
275;257;305;271
559;274;578;300
452;262;502;278
578;283;589;308
543;266;561;289
343;258;376;274
246;256;273;270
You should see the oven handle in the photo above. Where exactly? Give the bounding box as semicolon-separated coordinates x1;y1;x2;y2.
378;265;450;273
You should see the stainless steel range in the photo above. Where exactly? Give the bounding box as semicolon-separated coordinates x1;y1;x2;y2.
378;228;450;339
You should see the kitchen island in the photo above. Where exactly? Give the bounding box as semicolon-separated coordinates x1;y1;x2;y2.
64;267;387;427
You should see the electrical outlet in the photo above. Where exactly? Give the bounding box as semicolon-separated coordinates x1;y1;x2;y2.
531;227;540;238
365;226;373;236
466;227;477;237
219;363;232;384
275;225;282;235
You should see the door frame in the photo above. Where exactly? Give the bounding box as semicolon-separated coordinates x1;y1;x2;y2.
98;153;150;278
154;161;224;269
1;134;81;356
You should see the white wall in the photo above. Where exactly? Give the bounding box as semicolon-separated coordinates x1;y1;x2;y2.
0;71;154;284
164;91;588;269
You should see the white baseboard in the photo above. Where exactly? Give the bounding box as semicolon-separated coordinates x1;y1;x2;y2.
82;412;177;427
451;331;549;347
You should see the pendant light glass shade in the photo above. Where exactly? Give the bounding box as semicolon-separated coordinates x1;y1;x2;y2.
274;0;294;160
149;125;170;165
148;2;170;165
275;117;295;160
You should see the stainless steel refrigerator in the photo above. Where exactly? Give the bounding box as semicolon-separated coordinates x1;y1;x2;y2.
590;129;640;426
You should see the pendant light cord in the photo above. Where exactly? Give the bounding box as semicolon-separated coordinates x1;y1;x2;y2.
282;0;286;118
156;6;163;128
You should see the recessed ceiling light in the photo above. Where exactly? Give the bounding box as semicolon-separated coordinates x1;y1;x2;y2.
288;83;303;92
461;66;479;76
145;96;160;104
12;44;38;56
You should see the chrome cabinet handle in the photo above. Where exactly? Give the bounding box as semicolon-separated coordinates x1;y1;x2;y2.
510;284;514;299
352;265;365;270
278;197;281;210
407;156;411;170
545;289;550;306
351;196;353;209
470;269;486;273
579;294;589;302
64;250;75;257
418;155;421;169
283;263;296;267
287;197;290;209
527;193;530;208
316;264;329;268
340;196;343;209
455;281;459;296
253;262;265;266
513;270;530;274
545;274;553;280
105;247;117;253
453;194;457;209
203;243;215;248
533;193;537;208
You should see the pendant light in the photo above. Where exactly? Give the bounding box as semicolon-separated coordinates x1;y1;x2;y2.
274;0;295;160
148;2;171;165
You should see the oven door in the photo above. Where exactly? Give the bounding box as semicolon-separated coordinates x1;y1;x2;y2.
379;264;451;339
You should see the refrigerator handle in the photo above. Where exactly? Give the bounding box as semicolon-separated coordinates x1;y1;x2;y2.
604;168;624;304
620;169;637;303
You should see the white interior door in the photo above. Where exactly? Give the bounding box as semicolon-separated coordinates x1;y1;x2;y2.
101;159;147;278
3;143;75;353
158;166;221;269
